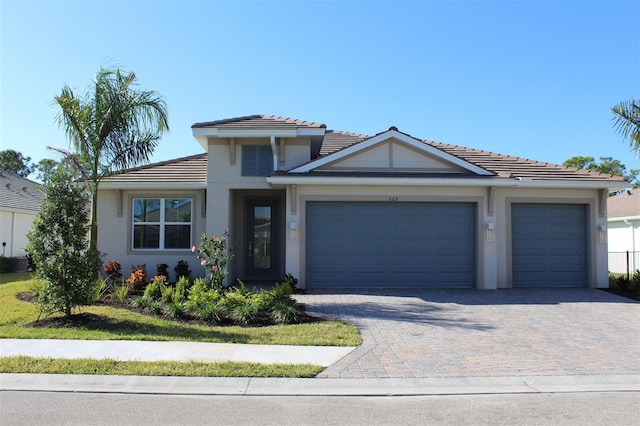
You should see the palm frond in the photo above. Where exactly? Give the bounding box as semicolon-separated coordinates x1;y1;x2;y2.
612;98;640;152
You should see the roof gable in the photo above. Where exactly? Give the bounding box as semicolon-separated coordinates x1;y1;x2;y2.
291;128;493;175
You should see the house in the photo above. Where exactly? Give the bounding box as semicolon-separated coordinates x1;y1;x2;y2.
97;115;628;289
607;189;640;274
0;171;44;271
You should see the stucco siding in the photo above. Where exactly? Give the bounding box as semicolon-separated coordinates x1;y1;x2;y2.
0;210;36;257
97;189;207;281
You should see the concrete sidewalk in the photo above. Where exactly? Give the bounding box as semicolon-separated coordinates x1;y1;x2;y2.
0;339;356;367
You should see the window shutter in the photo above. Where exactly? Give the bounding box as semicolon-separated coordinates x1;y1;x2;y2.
242;145;273;176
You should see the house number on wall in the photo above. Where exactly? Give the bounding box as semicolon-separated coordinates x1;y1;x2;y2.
388;197;399;202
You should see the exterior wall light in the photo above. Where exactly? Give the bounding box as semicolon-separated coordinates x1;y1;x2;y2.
486;222;495;242
598;224;607;243
289;221;298;241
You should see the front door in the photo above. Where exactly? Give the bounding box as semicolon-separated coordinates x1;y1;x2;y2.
246;200;278;279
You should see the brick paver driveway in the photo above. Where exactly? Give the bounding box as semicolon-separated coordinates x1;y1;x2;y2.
295;288;640;379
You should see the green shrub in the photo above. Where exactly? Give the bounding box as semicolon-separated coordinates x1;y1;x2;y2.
616;276;631;291
162;301;186;318
114;281;130;303
92;278;110;303
131;296;150;310
144;275;167;299
174;276;191;303
229;297;267;325
26;167;101;318
186;277;223;321
270;302;301;324
195;301;227;323
144;299;163;315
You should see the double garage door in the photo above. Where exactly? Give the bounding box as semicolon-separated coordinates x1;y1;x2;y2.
306;201;589;288
306;202;477;288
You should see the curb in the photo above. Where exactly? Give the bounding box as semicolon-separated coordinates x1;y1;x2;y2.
2;374;638;396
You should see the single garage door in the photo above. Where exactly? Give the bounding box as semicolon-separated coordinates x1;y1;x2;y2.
511;203;588;287
306;202;476;288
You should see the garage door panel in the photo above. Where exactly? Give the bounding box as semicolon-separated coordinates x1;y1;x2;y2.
512;204;587;287
307;202;476;288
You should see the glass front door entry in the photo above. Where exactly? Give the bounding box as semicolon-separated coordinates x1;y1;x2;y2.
247;200;278;278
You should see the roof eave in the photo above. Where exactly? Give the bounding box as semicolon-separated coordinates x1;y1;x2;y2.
100;182;208;190
607;215;640;222
267;175;629;190
192;127;326;149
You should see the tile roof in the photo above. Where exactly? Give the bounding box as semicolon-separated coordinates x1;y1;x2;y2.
192;114;326;130
108;115;629;185
320;130;368;156
608;189;640;218
427;140;624;181
0;171;44;212
309;127;626;182
103;153;207;184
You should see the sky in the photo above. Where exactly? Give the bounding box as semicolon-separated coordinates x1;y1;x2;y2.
1;0;639;175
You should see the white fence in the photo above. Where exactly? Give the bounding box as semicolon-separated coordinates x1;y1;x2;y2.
608;251;640;275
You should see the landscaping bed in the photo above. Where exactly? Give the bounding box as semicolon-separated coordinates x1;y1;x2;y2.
0;273;361;346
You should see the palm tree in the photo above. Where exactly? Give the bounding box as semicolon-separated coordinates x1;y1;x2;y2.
54;67;169;270
612;98;640;153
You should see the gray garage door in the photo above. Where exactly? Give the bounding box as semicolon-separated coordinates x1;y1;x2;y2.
511;203;588;287
306;202;476;288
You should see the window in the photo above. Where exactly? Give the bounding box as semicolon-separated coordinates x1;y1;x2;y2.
242;145;273;176
132;198;192;250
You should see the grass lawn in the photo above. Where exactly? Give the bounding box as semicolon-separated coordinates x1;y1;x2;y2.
0;273;360;377
0;356;324;378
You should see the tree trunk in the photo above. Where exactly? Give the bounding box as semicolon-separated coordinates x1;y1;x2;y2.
89;183;100;276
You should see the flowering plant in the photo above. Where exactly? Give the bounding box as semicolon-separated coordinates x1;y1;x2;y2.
126;268;147;290
104;260;122;281
193;229;233;292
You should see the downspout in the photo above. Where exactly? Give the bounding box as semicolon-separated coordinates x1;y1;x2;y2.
624;219;636;253
270;136;279;171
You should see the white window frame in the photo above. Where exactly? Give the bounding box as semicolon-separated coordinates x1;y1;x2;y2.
131;197;193;251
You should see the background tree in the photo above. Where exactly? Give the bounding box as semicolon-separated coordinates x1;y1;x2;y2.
26;167;100;318
0;150;34;177
33;157;80;183
612;98;640;153
54;67;169;270
563;156;638;187
33;158;59;182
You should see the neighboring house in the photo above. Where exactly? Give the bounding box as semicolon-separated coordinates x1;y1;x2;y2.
98;115;628;289
0;171;44;268
607;189;640;274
